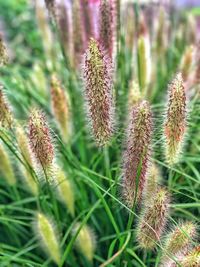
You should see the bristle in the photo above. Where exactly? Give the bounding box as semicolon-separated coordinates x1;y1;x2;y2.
28;109;54;173
136;187;170;250
0;142;16;185
34;212;61;265
51;75;72;143
160;221;197;266
55;167;75;217
73;223;96;262
83;38;115;146
0;86;13;129
164;73;187;165
122;100;152;207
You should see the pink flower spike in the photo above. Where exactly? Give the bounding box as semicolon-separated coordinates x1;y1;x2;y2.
83;38;115;146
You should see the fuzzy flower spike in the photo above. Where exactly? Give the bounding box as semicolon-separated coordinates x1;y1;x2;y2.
51;75;72;143
160;221;196;266
128;80;142;109
179;246;200;267
34;212;61;265
16;125;38;195
0;142;16;185
122;100;152;207
55;167;75;216
164;73;187;165
144;163;161;202
0;86;13;129
28;109;54;176
73;223;96;262
83;38;115;146
136;187;170;250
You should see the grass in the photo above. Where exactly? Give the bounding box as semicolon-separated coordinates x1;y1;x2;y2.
0;1;199;267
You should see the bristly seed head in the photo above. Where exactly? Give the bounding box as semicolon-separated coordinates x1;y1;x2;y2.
180;46;194;82
51;75;72;143
55;167;75;217
16;125;38;195
35;212;61;265
0;142;16;185
28;109;54;169
122;100;152;207
164;73;187;165
72;223;96;262
160;221;197;266
128;80;142;109
144;163;161;202
83;37;115;146
0;87;13;129
179;246;200;267
136;187;170;250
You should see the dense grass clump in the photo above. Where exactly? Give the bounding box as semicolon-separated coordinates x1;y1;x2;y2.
0;1;199;266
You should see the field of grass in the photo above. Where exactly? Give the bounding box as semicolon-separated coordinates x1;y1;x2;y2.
0;1;199;267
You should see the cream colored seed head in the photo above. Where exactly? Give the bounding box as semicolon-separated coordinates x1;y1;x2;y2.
73;223;95;262
16;125;32;166
0;143;16;185
55;168;75;216
137;34;151;93
144;164;161;202
51;75;72;143
16;125;38;195
161;221;196;265
0;87;13;129
180;45;194;81
128;80;142;108
36;212;61;265
180;246;200;267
